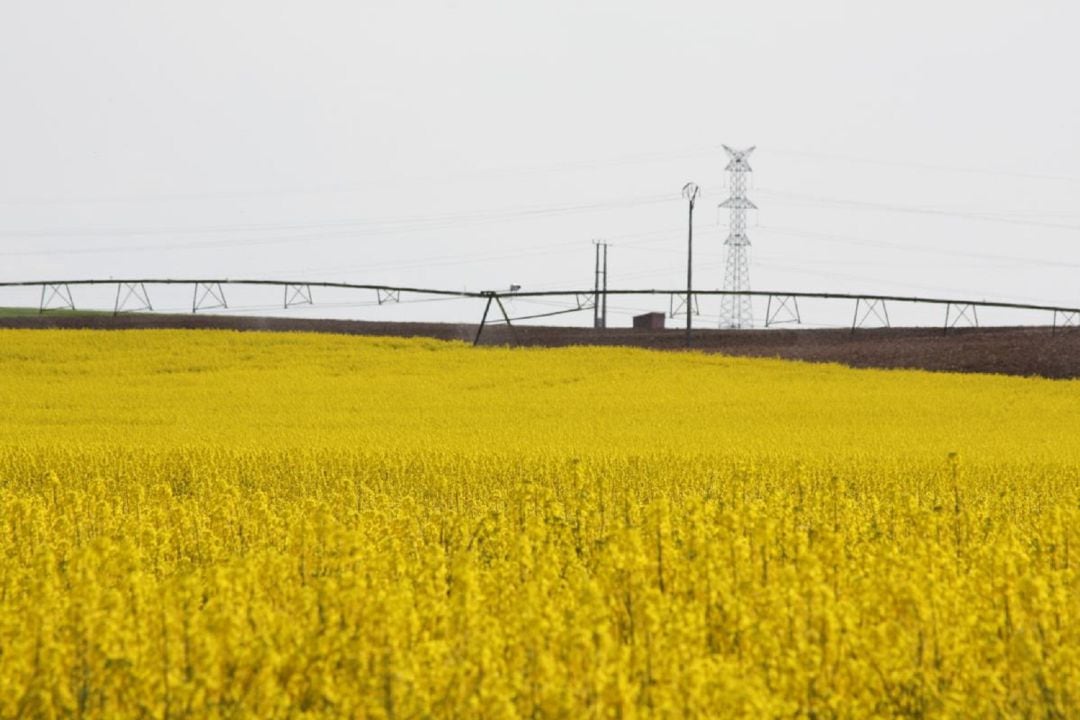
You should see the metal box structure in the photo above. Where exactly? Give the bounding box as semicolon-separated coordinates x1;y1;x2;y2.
633;312;665;330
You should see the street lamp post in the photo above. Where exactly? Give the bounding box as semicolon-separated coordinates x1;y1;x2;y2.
682;182;700;348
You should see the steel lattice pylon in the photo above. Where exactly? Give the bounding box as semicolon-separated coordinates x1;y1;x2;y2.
718;145;756;328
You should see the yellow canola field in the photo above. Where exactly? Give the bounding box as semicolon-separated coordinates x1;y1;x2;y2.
0;328;1078;718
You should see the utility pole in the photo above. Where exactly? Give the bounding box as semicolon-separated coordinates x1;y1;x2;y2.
601;241;608;328
593;242;601;329
593;240;609;329
682;182;700;348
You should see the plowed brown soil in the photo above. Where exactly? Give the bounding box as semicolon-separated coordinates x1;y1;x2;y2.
3;313;1078;379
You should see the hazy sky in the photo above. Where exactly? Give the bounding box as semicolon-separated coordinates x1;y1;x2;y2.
2;1;1078;327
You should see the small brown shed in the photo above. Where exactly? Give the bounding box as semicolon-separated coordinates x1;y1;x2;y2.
632;312;665;330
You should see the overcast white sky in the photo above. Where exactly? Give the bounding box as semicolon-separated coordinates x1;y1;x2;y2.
1;1;1078;327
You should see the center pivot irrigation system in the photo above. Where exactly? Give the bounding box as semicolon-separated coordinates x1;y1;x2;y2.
11;145;1078;347
6;278;1080;346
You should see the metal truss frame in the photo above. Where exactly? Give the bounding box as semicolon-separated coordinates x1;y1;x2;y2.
1053;309;1080;335
851;297;890;333
943;302;979;334
113;282;153;315
193;282;228;313
377;289;401;305
284;283;313;309
39;283;75;313
764;295;802;327
473;292;517;346
575;293;596;311
668;292;700;319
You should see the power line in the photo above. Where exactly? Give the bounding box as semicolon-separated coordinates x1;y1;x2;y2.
769;147;1080;186
757;188;1080;233
756;224;1080;270
9;143;1080;209
0;191;680;243
0;145;725;208
265;239;588;278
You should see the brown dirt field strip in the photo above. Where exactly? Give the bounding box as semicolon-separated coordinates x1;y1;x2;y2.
2;313;1079;379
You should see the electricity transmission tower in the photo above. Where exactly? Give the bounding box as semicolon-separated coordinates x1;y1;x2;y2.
719;145;755;328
